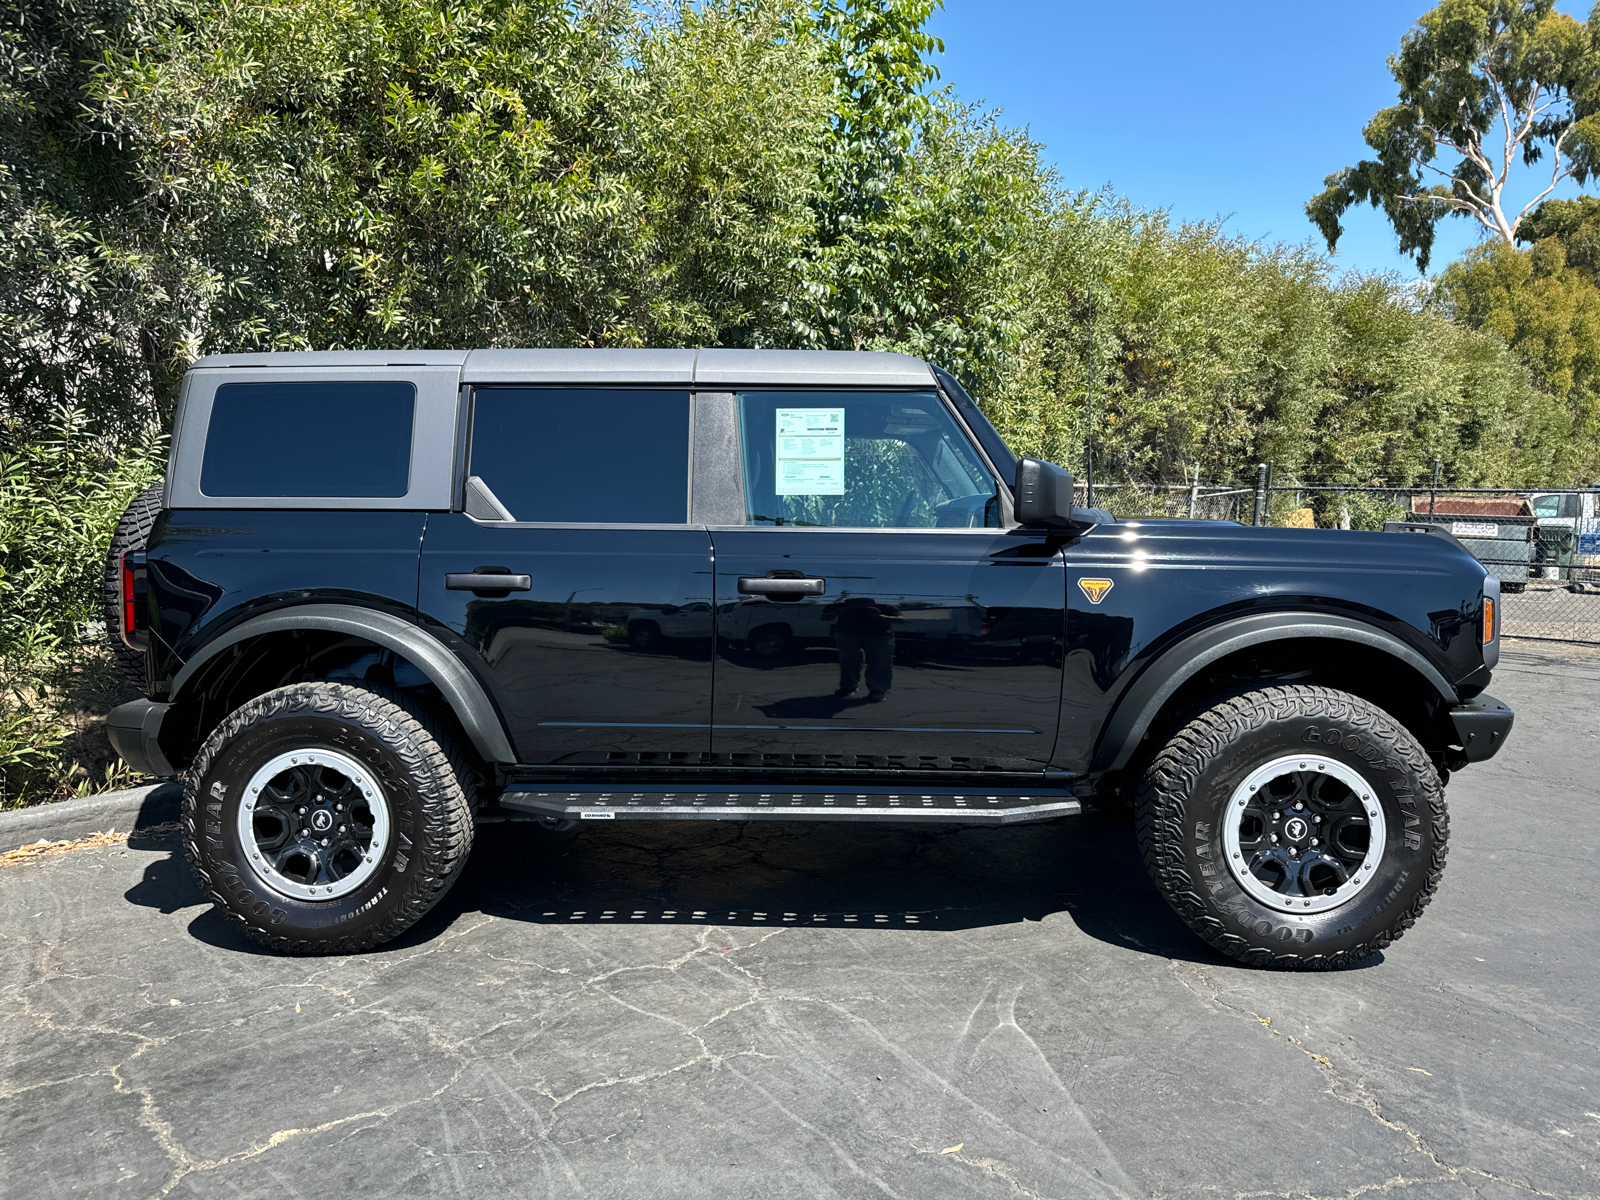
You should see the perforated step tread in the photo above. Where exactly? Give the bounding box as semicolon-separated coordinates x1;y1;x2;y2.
497;784;1080;824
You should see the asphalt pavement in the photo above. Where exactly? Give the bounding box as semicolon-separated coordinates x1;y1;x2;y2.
2;643;1597;1198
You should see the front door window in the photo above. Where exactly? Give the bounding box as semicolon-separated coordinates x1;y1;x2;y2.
737;391;999;529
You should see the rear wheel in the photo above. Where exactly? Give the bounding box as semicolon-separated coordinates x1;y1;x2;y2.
183;682;476;954
1136;685;1447;969
628;621;661;650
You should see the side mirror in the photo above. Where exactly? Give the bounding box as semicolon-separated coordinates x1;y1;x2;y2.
1014;458;1080;528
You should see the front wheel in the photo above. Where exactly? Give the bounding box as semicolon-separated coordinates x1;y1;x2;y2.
183;682;476;954
1136;685;1447;970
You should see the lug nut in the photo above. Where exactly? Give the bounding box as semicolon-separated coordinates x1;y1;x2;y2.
338;824;346;834
320;838;330;847
1270;834;1279;843
1314;815;1322;824
1311;838;1319;846
1289;847;1298;857
1294;801;1304;811
299;829;309;839
1272;811;1281;820
297;806;307;815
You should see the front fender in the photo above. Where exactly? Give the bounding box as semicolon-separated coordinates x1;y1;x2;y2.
1089;612;1458;776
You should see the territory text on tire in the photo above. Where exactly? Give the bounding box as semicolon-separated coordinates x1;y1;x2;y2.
183;682;476;954
1135;684;1448;969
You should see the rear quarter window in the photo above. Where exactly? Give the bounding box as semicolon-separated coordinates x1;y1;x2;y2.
200;381;416;497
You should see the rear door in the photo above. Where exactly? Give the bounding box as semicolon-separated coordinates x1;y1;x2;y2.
705;389;1065;772
418;387;713;766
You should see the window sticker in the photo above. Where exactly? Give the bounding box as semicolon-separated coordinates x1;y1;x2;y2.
775;408;845;495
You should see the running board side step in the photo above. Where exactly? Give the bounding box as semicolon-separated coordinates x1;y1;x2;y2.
496;784;1081;824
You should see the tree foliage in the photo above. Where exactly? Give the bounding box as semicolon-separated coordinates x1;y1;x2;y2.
988;195;1581;490
794;0;1038;376
1437;197;1600;465
1309;0;1600;271
1;0;1592;488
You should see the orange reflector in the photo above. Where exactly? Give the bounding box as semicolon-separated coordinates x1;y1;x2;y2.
1482;597;1495;644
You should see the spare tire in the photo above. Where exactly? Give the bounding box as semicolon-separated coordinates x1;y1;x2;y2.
101;482;164;682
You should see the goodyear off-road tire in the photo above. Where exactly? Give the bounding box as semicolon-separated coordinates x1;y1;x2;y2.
183;682;476;954
1135;685;1448;970
101;482;164;681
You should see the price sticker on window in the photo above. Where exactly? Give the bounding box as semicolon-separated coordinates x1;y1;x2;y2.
775;408;845;495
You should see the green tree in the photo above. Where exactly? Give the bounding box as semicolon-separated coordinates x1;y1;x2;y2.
0;0;183;439
795;0;1042;384
1308;0;1600;271
990;195;1576;492
1517;192;1600;276
1437;221;1600;478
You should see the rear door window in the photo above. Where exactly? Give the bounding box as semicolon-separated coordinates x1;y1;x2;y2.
470;388;690;524
736;390;997;528
200;381;415;497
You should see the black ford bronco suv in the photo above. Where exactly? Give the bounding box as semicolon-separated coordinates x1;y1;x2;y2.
106;349;1513;967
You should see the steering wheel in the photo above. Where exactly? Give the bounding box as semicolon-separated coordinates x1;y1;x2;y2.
895;488;922;527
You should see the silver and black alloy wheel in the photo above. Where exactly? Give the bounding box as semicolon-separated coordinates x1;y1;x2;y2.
1222;754;1387;914
184;681;475;955
1136;685;1448;970
238;749;391;901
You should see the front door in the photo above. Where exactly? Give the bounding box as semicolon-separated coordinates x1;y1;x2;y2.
709;389;1065;772
418;387;713;766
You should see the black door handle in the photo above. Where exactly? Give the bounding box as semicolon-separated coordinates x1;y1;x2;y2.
446;571;531;593
738;575;825;596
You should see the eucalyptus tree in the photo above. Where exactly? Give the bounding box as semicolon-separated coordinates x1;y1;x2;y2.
1307;0;1600;271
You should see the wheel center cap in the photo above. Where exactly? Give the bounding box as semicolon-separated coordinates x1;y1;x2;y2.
310;809;334;833
1283;815;1310;843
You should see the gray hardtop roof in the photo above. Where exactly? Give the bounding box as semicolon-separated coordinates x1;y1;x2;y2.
189;348;935;388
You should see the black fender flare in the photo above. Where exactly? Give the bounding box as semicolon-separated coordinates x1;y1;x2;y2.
169;603;517;764
1090;612;1458;776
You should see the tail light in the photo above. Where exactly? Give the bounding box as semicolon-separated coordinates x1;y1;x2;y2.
120;553;148;650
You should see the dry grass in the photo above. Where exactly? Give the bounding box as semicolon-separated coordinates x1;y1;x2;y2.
0;822;180;868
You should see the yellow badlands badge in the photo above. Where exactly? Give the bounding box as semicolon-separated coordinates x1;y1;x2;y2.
1078;578;1115;604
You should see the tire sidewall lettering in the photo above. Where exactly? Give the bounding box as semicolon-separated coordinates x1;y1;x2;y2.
1179;706;1439;956
189;699;434;943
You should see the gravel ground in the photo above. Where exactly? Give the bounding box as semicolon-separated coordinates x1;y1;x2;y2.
1;642;1596;1199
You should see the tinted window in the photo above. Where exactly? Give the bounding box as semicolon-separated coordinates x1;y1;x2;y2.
471;388;689;523
201;381;414;497
1532;494;1576;518
738;391;997;528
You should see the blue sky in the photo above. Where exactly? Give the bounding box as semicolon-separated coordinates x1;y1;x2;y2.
927;0;1591;278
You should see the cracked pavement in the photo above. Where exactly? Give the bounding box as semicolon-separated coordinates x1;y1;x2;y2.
2;644;1597;1198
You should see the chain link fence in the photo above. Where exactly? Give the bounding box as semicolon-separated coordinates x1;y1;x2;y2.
1079;479;1600;646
